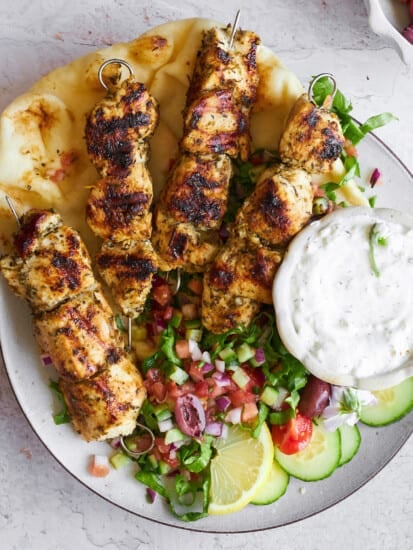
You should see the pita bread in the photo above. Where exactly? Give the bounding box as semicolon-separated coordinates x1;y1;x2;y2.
0;17;366;256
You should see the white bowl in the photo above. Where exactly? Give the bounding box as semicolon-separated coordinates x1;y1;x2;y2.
365;0;413;64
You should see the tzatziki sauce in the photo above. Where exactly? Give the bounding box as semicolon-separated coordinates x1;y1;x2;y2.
273;207;413;390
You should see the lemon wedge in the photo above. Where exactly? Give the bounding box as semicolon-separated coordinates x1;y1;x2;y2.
208;423;274;515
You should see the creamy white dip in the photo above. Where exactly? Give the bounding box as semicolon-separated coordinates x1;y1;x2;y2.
273;207;413;390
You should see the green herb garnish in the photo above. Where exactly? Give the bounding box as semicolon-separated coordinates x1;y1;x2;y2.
369;223;388;277
49;379;71;425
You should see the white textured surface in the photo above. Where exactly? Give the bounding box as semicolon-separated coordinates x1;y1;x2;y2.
0;0;412;548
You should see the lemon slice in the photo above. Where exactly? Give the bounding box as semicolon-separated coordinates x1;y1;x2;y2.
208;423;274;515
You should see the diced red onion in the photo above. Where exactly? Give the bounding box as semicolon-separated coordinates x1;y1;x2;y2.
146;488;156;503
225;407;242;424
212;371;231;387
272;387;289;410
189;339;202;361
201;362;215;374
254;348;266;365
158;417;174;432
216;395;231;412
110;437;121;449
403;24;413;44
370;168;381;187
41;355;53;366
205;421;223;436
201;351;211;363
215;359;226;373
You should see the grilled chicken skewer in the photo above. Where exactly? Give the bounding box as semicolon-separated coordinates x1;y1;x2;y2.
0;208;146;441
152;22;260;272
202;80;345;333
85;60;160;323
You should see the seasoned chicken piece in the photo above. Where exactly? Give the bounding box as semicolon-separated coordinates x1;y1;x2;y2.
60;354;146;441
86;166;153;242
96;239;158;317
181;90;250;159
159;153;232;229
202;277;261;334
235;165;313;246
279;93;344;174
1;210;96;312
34;290;123;380
85;78;159;177
152;208;220;272
183;27;260;161
202;165;314;333
186;27;259;105
0;255;26;299
206;236;283;304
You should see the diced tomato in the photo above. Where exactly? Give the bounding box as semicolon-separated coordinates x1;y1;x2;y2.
271;413;313;455
188;361;204;382
241;401;259;423
152;284;172;307
187;278;203;295
194;380;209;399
145;368;162;383
242;366;265;392
148;381;167;403
175;339;191;359
88;455;110;477
228;388;257;408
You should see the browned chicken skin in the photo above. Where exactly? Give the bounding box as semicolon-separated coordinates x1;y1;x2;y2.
85;74;160;317
0;209;146;441
152;25;260;272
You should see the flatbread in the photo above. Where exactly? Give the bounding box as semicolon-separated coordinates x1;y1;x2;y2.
0;17;366;255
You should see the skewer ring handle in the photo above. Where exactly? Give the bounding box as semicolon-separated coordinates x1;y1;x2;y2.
308;72;337;104
120;422;155;457
98;58;135;91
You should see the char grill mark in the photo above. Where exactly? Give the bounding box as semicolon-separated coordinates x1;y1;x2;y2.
87;185;150;227
97;253;156;281
13;211;50;258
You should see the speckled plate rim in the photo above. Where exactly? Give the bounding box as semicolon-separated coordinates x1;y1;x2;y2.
0;127;412;534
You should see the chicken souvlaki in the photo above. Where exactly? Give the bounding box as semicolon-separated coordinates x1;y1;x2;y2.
202;89;345;333
85;67;160;318
151;24;260;272
0;209;146;441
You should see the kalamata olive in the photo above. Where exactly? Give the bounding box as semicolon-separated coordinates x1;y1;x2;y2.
298;375;331;418
174;393;206;437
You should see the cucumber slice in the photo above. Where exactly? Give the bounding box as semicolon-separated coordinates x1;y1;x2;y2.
359;377;413;427
251;460;289;505
274;422;341;481
338;424;361;466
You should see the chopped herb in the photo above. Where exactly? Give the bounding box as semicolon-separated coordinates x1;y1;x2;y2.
49;379;71;425
368;195;377;208
369;223;388;277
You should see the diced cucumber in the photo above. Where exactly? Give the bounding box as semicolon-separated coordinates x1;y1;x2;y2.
185;328;203;342
169;366;189;385
232;367;251;389
154;404;172;422
359;377;413;427
165;427;186;445
274;422;341;481
218;347;237;362
261;386;280;408
338;424;361;466
251;460;289;505
110;451;131;469
236;343;255;363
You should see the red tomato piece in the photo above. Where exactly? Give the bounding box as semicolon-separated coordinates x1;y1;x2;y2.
229;388;257;408
152;284;172;307
271;413;313;455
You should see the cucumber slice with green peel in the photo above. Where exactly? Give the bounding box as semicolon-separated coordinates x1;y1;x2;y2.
274;422;341;481
359;377;413;427
338;424;361;466
251;460;289;505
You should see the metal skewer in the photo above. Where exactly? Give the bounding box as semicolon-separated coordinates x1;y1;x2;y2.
228;9;241;50
5;196;21;227
98;58;135;91
308;73;337;107
127;317;132;351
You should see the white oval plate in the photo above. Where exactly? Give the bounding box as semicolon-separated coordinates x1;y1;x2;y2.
0;129;412;533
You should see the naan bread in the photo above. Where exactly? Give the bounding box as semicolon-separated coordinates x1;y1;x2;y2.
0;17;366;255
